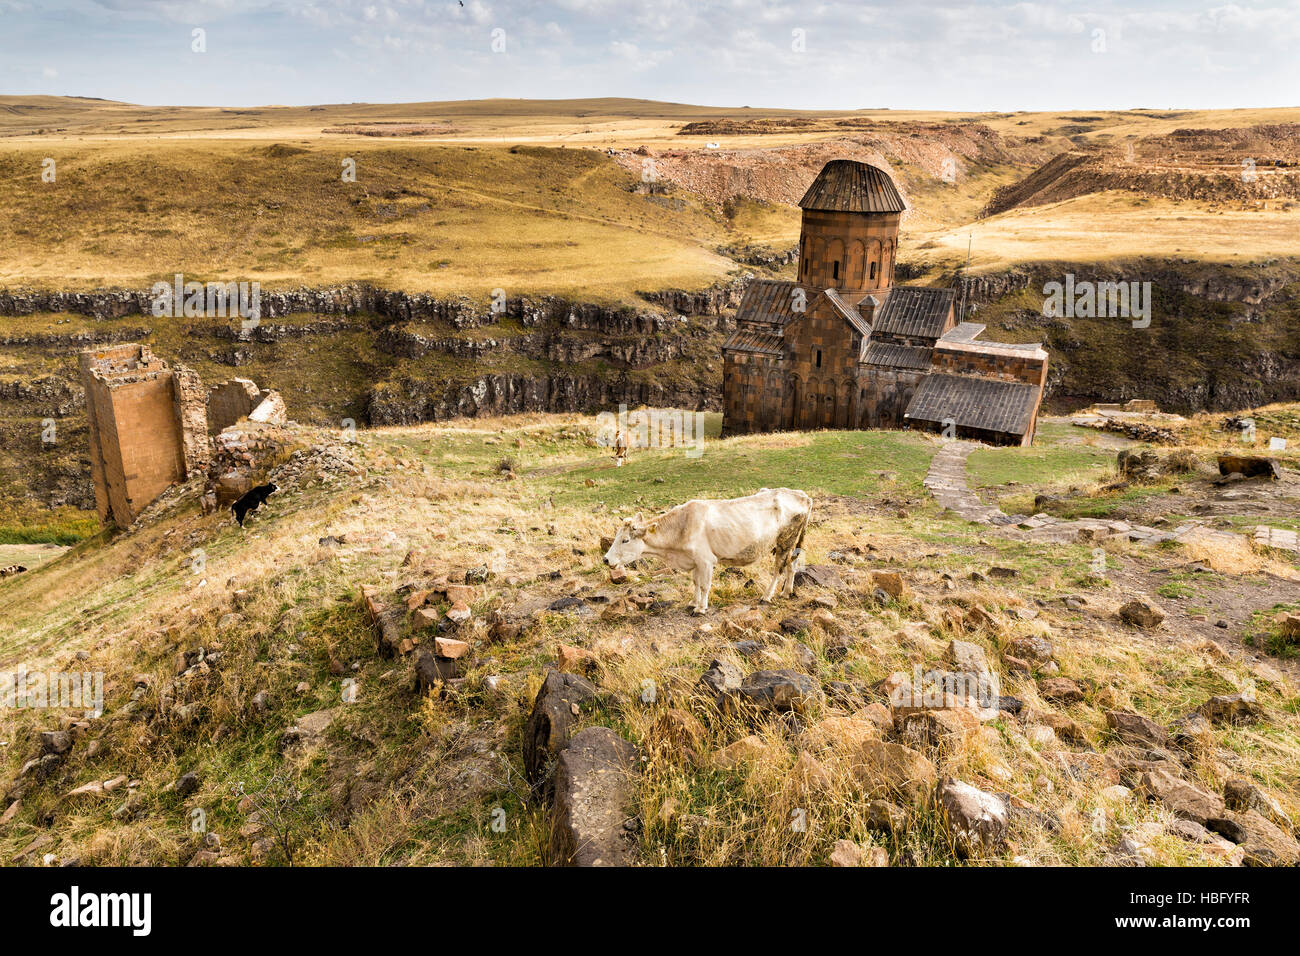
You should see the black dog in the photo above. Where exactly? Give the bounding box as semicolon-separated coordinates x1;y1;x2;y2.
232;483;277;527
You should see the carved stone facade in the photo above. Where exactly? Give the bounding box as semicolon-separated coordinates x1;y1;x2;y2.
723;160;1048;446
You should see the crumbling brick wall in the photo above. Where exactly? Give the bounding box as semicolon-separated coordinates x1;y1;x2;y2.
207;378;287;433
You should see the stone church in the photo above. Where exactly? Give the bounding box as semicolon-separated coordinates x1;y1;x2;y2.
722;160;1048;446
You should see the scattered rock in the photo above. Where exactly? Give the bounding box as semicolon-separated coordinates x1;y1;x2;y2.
794;565;844;591
1039;677;1086;704
1137;769;1225;826
1118;599;1166;629
1106;710;1170;747
699;658;743;703
1198;693;1262;725
829;839;888;867
551;727;641;867
1223;779;1291;830
175;772;200;798
1005;634;1054;665
868;570;907;599
523;669;597;789
852;740;937;804
937;777;1010;858
279;708;338;756
946;639;989;674
733;669;820;715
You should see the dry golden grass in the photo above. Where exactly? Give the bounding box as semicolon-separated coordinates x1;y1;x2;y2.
908;191;1300;271
1;414;1296;868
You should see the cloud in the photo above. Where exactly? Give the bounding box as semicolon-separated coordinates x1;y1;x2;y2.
1;0;1295;108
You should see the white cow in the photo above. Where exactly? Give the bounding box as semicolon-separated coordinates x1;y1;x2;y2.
602;488;812;613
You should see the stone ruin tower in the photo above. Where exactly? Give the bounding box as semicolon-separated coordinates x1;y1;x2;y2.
79;344;210;528
80;345;290;528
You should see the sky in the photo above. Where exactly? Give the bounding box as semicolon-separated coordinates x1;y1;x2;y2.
1;0;1298;111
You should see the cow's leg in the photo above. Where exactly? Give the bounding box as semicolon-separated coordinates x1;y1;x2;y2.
761;560;783;603
691;561;714;613
781;548;799;597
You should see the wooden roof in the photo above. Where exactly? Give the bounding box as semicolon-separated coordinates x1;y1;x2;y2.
799;160;906;213
904;374;1041;437
872;287;955;340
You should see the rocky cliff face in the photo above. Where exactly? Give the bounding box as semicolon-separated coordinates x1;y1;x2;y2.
2;263;1298;510
954;262;1300;412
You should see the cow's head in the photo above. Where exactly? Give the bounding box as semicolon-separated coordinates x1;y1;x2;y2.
603;513;655;567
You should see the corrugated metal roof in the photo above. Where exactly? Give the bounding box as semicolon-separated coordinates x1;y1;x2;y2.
799;160;907;213
904;374;1041;437
733;279;808;328
722;327;785;355
862;342;933;370
825;288;871;338
872;287;955;339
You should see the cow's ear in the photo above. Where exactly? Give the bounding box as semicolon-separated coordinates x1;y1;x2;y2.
645;522;658;535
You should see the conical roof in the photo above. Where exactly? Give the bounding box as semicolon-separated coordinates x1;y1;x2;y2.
798;159;906;213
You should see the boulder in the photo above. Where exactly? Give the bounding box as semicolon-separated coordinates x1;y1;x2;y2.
1223;778;1291;830
1207;810;1300;866
1198;693;1262;725
434;636;470;660
829;839;888;867
278;708;338;756
852;740;937;804
897;708;979;755
794;565;844;591
937;777;1010;858
1039;677;1086;704
1005;634;1054;665
698;658;743;704
550;727;641;867
1137;769;1225;825
868;570;907;599
946;639;989;674
1217;455;1281;480
1106;710;1170;747
799;714;881;752
733;669;820;715
1119;599;1166;629
40;730;72;756
556;643;597;674
864;799;908;834
522;669;597;788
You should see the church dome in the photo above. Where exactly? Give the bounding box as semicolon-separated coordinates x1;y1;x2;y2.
798;159;906;213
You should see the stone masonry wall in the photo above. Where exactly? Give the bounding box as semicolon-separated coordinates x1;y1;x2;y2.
78;344;193;527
